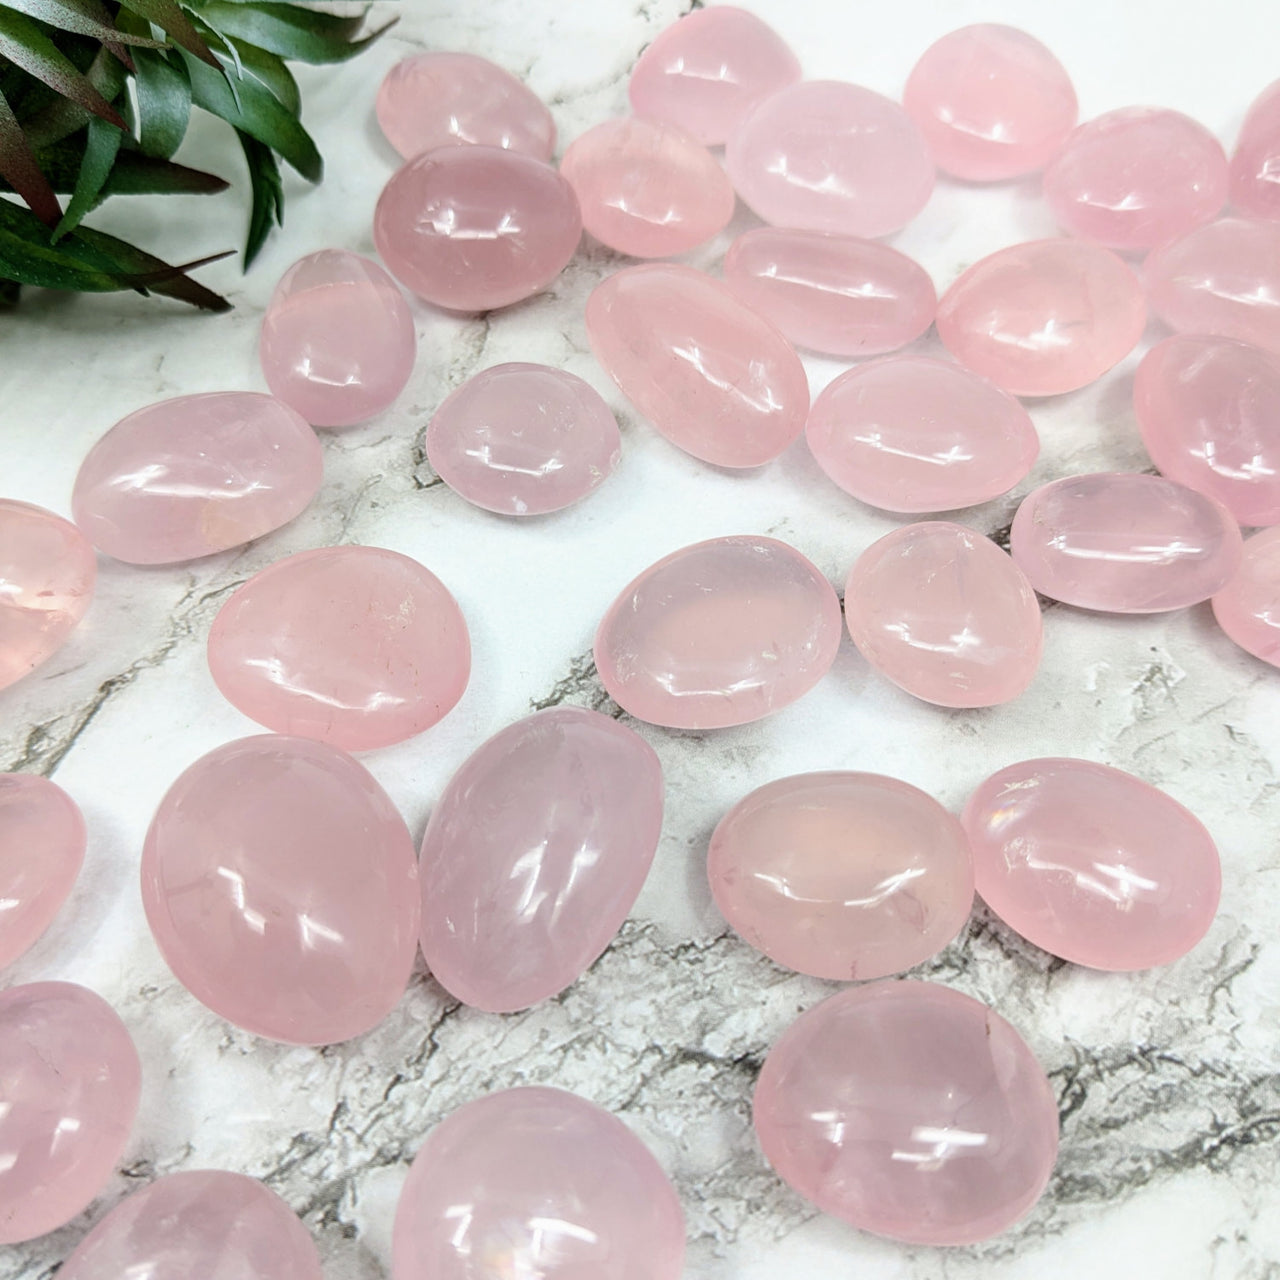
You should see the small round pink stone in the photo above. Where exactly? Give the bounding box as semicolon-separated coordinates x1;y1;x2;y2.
753;981;1059;1245
1213;527;1280;667
1230;79;1280;220
962;758;1221;970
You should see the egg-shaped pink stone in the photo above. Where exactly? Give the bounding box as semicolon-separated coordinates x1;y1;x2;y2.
845;522;1042;708
374;146;582;312
805;356;1039;513
1230;79;1280;220
903;24;1077;181
962;758;1221;970
585;264;808;467
393;1087;685;1280
936;238;1145;396
141;735;419;1045
1213;527;1280;666
595;535;842;730
0;499;95;691
0;982;141;1244
726;81;935;239
753;981;1058;1245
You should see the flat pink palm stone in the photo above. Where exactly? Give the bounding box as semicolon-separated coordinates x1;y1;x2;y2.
753;981;1058;1245
1213;527;1280;666
1231;79;1280;220
962;758;1221;969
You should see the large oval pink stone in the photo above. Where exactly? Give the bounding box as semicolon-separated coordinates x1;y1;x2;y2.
1231;79;1280;220
1213;527;1280;667
753;981;1058;1245
141;735;420;1045
962;758;1221;970
726;81;935;239
595;535;842;729
708;772;973;981
0;982;141;1244
805;356;1039;513
393;1087;685;1280
585;264;808;467
845;522;1042;708
374;146;582;312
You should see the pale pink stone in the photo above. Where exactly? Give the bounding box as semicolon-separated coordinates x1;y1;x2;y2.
141;735;419;1045
1213;527;1280;666
393;1087;685;1280
374;146;582;312
72;393;322;566
962;758;1221;969
585;264;808;467
708;772;973;981
0;982;141;1244
753;981;1058;1245
936;238;1145;396
845;522;1042;708
418;708;663;1012
725;81;935;238
805;356;1039;513
1230;79;1280;220
595;535;842;729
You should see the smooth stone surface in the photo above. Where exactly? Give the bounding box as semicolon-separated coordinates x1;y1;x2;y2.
962;758;1221;970
595;535;842;729
1231;79;1280;220
1213;526;1280;666
707;772;973;981
141;735;420;1045
726;80;935;238
805;356;1039;513
418;708;663;1012
753;981;1059;1245
0;982;141;1244
585;264;808;467
845;522;1042;708
936;238;1145;396
374;146;582;312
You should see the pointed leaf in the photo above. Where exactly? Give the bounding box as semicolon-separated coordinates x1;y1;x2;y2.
131;46;191;157
226;38;299;115
0;277;20;305
74;227;234;307
236;127;283;267
53;113;121;239
0;88;62;225
0;0;167;51
196;1;393;64
21;47;127;149
115;0;220;67
103;151;228;196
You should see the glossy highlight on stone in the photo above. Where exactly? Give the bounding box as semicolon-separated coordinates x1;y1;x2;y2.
753;981;1058;1245
1231;79;1280;220
1213;527;1280;667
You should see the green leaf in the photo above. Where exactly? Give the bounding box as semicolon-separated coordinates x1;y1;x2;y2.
0;277;20;304
0;89;62;225
53;113;121;239
115;0;220;67
104;151;228;196
236;127;282;267
196;2;393;64
73;224;233;308
20;46;127;149
226;38;299;114
131;47;191;157
0;0;168;53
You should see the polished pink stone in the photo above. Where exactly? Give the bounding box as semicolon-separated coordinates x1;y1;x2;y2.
0;982;141;1244
595;535;842;729
962;758;1221;969
72;393;322;565
805;356;1039;513
373;146;582;312
903;24;1077;181
708;772;973;981
585;264;808;467
418;708;663;1012
753;981;1058;1245
393;1087;685;1280
1231;80;1280;220
725;81;935;238
845;522;1042;708
0;499;96;691
141;735;419;1045
936;238;1145;396
1213;527;1280;666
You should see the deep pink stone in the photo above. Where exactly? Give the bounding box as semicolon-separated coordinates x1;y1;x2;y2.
141;735;420;1045
962;758;1221;970
0;982;141;1244
753;981;1058;1246
393;1087;685;1280
595;535;842;729
1230;79;1280;220
1213;527;1280;666
805;356;1039;513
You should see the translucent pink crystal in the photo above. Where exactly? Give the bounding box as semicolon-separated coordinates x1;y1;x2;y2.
1213;527;1280;667
962;758;1221;970
753;981;1058;1245
1231;79;1280;220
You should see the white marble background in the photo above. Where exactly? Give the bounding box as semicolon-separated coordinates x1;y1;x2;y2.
3;0;1280;1276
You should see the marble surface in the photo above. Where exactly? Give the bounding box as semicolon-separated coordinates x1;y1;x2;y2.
2;1;1279;1276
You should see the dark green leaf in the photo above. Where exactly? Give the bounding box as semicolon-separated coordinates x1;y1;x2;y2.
236;128;282;266
20;47;127;148
131;46;191;157
0;89;62;225
226;38;299;114
115;0;220;67
196;2;392;64
0;277;20;304
104;151;228;196
53;113;121;239
0;0;167;53
74;225;233;307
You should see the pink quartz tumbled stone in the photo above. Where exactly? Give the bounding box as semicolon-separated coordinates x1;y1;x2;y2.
393;1087;685;1280
0;982;141;1244
1213;527;1280;666
585;264;808;467
708;772;973;981
805;356;1039;513
845;522;1042;708
595;535;842;729
726;81;935;239
962;758;1221;970
374;146;582;312
753;981;1058;1245
141;735;419;1045
936;238;1145;396
1231;80;1280;220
